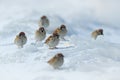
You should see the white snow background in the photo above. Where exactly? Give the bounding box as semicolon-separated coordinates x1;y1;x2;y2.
0;0;120;80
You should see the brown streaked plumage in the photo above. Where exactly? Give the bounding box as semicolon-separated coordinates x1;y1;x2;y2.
53;24;67;40
45;33;60;49
14;32;27;48
91;29;104;40
48;53;64;69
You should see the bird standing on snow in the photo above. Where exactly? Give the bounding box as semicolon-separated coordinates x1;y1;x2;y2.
48;53;64;69
91;29;104;40
53;24;67;40
45;33;60;49
14;32;27;48
35;27;46;42
39;15;49;28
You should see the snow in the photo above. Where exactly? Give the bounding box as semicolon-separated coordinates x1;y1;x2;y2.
0;0;120;80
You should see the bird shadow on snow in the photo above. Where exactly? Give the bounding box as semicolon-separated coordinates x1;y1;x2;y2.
57;46;74;49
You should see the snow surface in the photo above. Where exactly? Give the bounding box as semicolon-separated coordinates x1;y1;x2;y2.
0;0;120;80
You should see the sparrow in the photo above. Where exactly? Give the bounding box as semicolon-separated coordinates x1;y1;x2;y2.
45;33;60;49
35;27;46;42
53;24;67;40
14;32;27;48
91;29;104;40
48;53;64;69
39;15;49;28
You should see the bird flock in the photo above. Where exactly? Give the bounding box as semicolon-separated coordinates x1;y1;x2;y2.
14;15;104;69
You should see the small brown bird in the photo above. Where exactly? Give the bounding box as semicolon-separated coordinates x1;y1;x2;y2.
91;29;104;40
39;15;49;28
48;53;64;69
14;32;27;48
45;33;60;49
35;27;46;42
53;24;67;40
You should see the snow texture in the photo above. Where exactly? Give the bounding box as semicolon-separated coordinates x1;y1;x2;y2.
0;0;120;80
